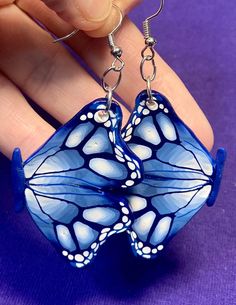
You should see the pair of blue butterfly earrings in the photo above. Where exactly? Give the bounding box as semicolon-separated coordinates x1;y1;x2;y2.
12;0;226;269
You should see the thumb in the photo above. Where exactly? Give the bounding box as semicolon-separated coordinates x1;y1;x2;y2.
41;0;112;31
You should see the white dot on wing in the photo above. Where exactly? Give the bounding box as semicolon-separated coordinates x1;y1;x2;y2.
75;254;84;262
80;115;87;121
99;233;107;241
68;254;74;261
138;242;143;248
125;180;135;186
142;246;151;254
76;263;84;268
87;112;93;119
83;251;89;257
91;243;97;249
122;216;129;223
157;245;164;251
135;118;141;125
143;109;150;115
128;162;136;170
114;223;124;230
122;207;130;215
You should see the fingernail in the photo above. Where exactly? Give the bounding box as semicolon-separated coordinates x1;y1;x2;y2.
76;0;112;22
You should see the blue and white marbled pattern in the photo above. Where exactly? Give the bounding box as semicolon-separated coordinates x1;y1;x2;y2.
12;92;226;266
12;98;143;268
122;90;226;259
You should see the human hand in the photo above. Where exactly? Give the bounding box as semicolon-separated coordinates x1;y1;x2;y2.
0;1;214;160
0;0;140;37
40;0;140;37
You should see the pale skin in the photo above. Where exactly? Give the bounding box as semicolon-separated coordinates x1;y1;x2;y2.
0;0;214;160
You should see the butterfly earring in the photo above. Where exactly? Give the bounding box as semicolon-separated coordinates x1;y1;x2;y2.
121;0;227;259
11;7;143;269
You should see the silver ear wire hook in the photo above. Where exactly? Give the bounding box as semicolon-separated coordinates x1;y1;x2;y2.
52;5;124;111
101;5;125;111
143;0;164;42
147;0;164;21
53;29;80;43
107;4;123;54
52;3;123;45
140;0;164;102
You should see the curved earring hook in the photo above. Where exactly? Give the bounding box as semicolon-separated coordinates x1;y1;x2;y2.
53;4;123;44
107;4;123;55
146;0;164;22
143;0;164;40
53;29;80;43
108;4;123;36
140;0;165;102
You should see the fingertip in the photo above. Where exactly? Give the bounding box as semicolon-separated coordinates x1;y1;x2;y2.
75;0;112;23
0;0;14;6
204;121;215;151
84;0;142;38
42;0;112;32
114;0;142;15
85;5;121;38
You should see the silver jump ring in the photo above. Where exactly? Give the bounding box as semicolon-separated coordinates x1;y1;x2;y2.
106;88;113;111
140;56;157;82
141;46;155;60
112;57;125;72
140;0;165;92
102;66;122;92
146;77;153;102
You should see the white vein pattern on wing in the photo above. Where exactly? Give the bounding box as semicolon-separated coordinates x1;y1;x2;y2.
36;150;84;175
36;195;79;224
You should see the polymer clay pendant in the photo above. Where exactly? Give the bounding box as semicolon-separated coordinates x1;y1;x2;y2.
122;90;226;259
12;98;143;268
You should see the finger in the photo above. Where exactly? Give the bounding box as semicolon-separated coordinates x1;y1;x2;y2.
38;0;141;37
0;72;55;159
0;5;131;126
0;0;14;5
85;0;142;38
116;0;142;15
88;21;214;149
17;1;214;149
16;0;138;38
41;0;112;32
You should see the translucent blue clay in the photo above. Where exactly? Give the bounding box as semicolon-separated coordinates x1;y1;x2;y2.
122;90;226;259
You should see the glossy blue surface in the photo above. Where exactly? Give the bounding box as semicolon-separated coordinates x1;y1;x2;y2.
11;93;226;266
12;98;143;268
0;2;234;303
122;90;226;259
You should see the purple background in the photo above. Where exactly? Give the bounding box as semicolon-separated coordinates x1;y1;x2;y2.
0;0;235;304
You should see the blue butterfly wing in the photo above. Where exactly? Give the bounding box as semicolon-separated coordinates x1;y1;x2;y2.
12;98;143;268
122;90;226;259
